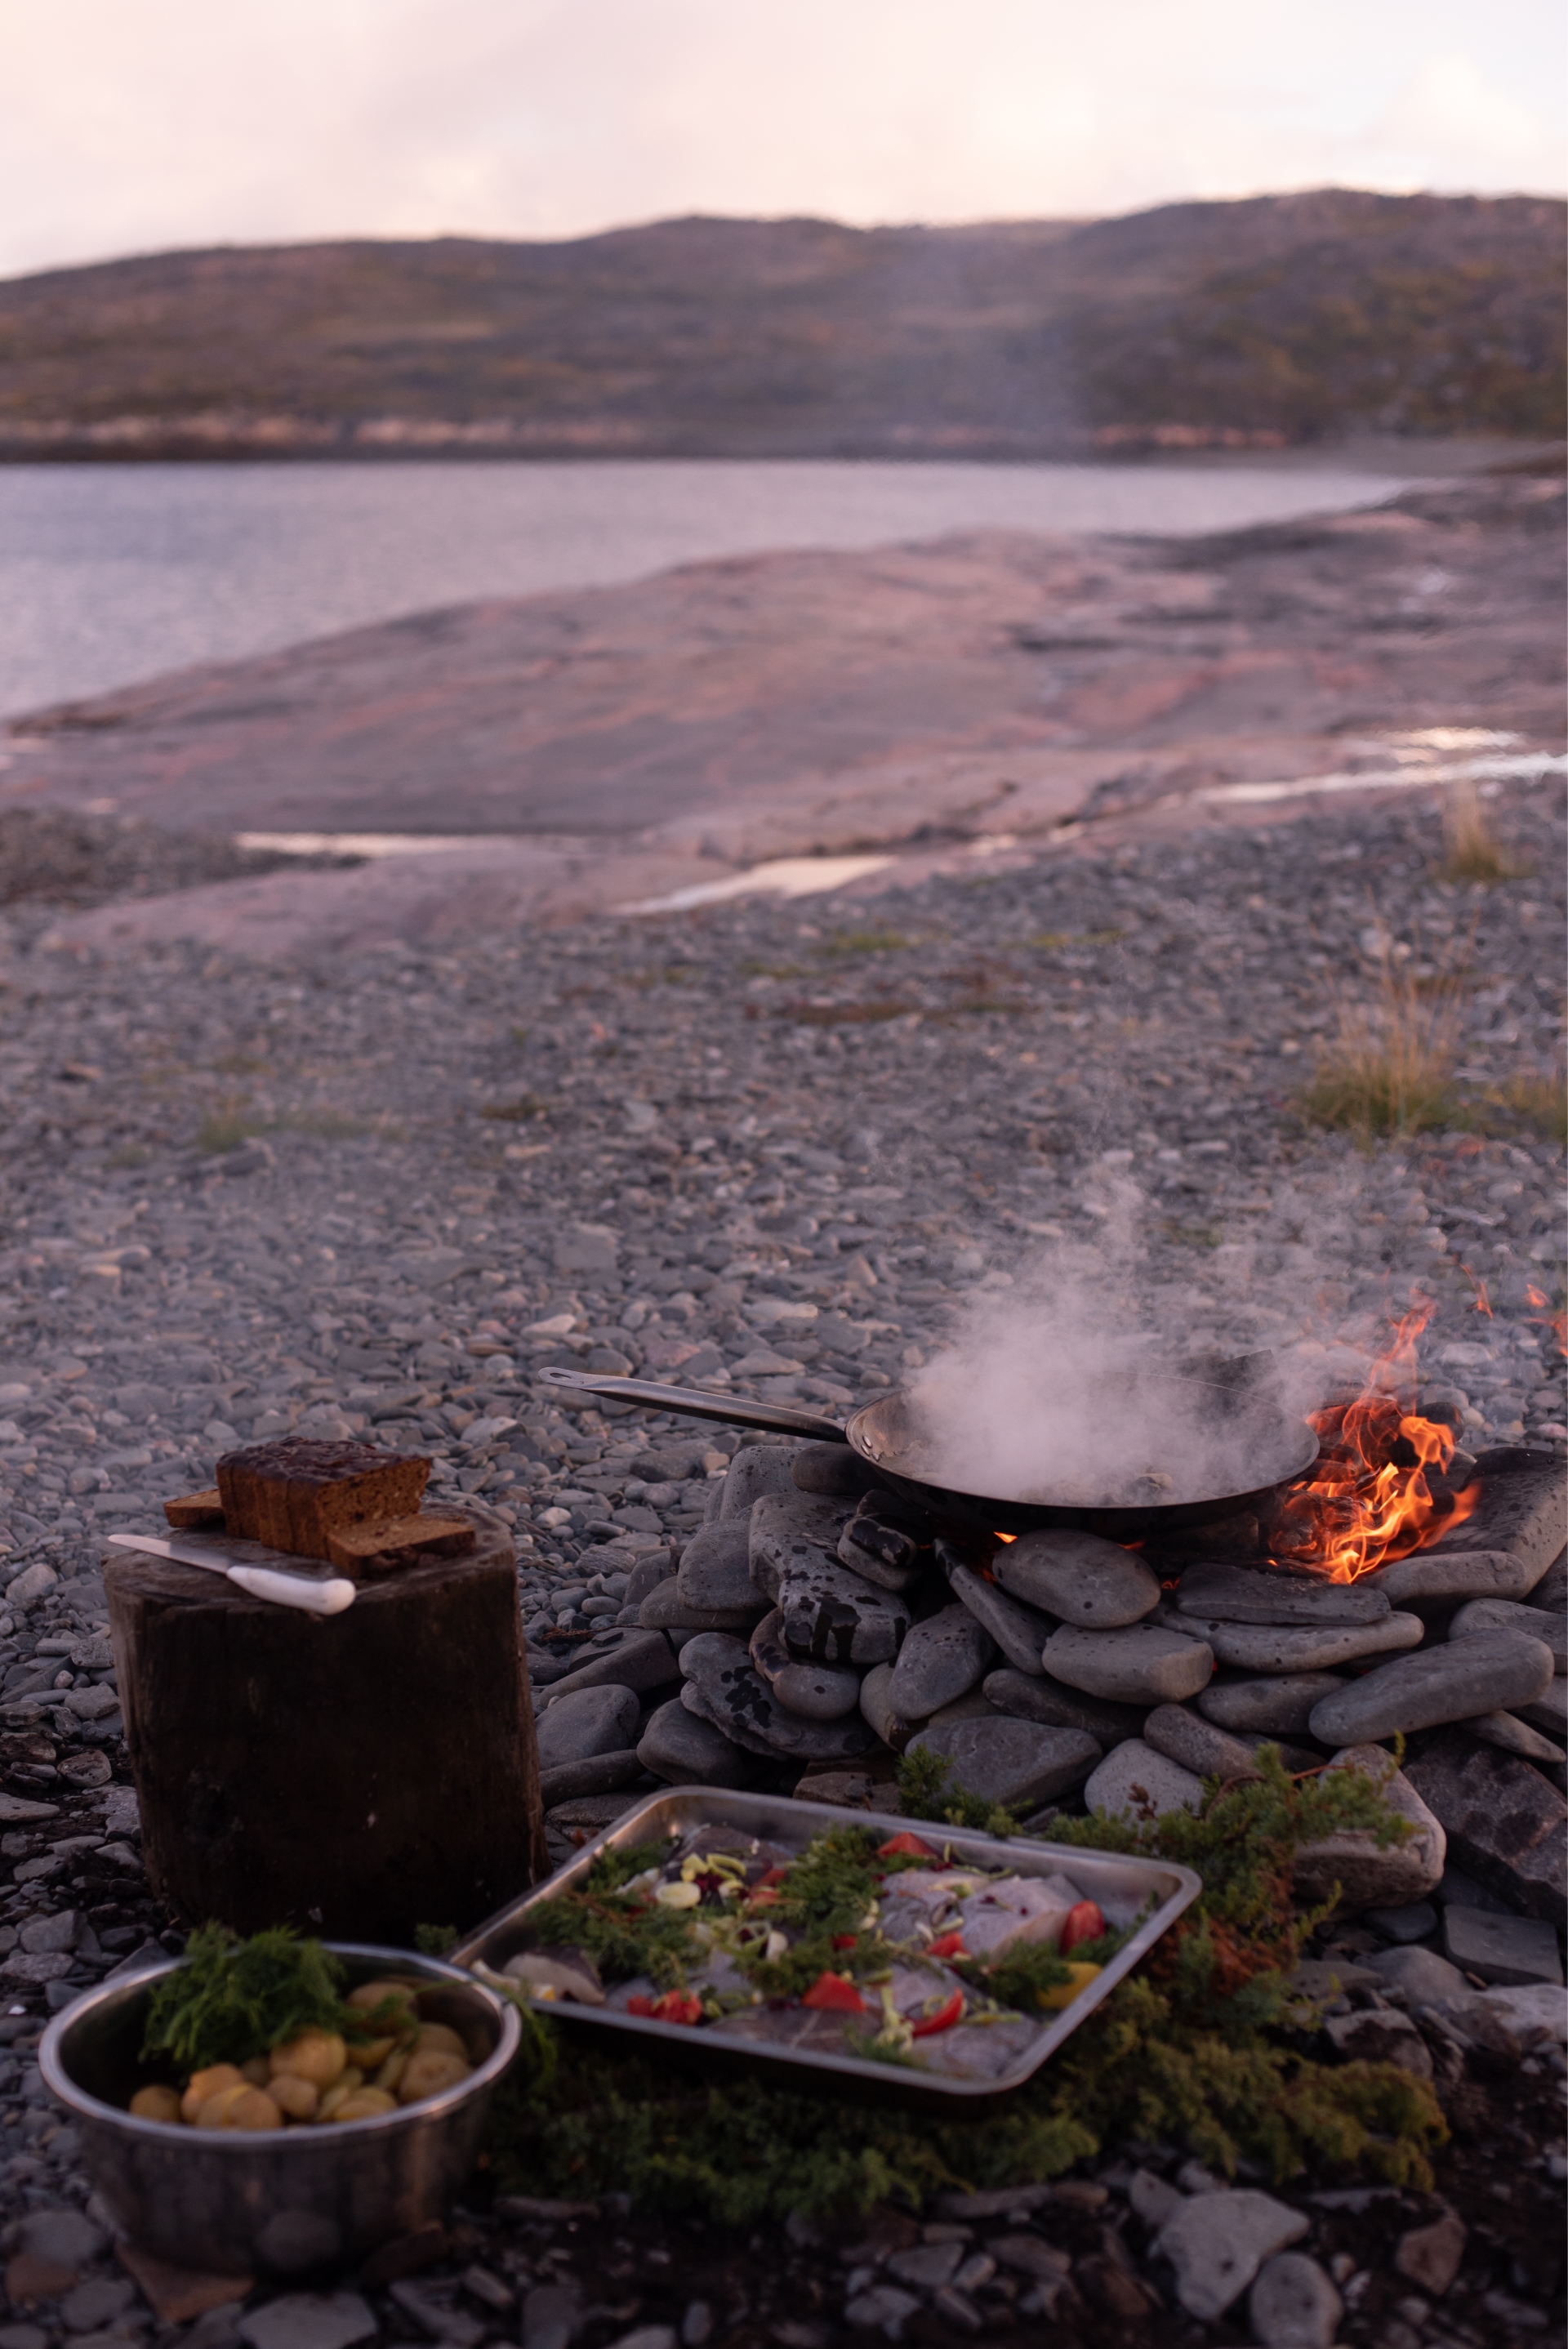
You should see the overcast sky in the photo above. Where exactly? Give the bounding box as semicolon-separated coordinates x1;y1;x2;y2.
2;0;1563;279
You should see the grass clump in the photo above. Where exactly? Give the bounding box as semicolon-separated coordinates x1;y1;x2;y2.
483;1749;1445;2221
1438;782;1533;885
1301;947;1463;1139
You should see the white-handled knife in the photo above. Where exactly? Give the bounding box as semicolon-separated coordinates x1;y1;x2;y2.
106;1532;356;1616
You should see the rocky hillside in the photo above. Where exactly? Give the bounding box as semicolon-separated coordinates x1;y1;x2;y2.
0;189;1561;458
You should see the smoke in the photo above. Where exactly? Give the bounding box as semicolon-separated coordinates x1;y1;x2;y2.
900;1162;1444;1509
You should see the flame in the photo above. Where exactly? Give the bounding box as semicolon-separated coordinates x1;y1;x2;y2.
1269;1305;1480;1582
1526;1285;1568;1359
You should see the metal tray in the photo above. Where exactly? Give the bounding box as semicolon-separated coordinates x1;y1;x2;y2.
451;1790;1200;2117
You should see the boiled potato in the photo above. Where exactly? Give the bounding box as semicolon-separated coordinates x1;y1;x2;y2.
396;2048;470;2105
267;2030;345;2086
372;2048;408;2095
193;2083;254;2129
129;2084;182;2124
181;2063;244;2124
332;2088;398;2122
240;2056;271;2086
220;2086;283;2131
269;2075;320;2123
345;2034;399;2069
346;1979;420;2012
412;2021;468;2061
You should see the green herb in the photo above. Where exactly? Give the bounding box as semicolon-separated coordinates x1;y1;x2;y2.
957;1938;1076;2009
522;1846;696;1990
412;1923;459;1956
140;1925;345;2075
895;1747;1019;1838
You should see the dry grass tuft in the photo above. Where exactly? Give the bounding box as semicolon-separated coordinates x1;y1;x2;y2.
1302;952;1463;1139
1468;1071;1568;1144
1438;782;1532;885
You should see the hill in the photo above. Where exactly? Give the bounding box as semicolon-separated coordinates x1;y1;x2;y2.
0;189;1560;459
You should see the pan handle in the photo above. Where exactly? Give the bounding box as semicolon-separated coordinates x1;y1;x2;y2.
532;1366;849;1443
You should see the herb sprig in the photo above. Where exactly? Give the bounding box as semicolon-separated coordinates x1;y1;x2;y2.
140;1925;347;2074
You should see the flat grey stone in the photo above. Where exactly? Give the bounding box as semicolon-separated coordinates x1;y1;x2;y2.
992;1529;1160;1628
1247;2251;1343;2349
1527;1553;1567;1616
719;1444;800;1518
1293;1745;1446;1910
18;1910;82;1956
946;1558;1055;1674
536;1629;679;1704
1177;1562;1390;1626
636;1697;762;1788
1517;1674;1568;1741
1129;2169;1184;2229
679;1638;874;1761
1142;1704;1258;1782
887;1603;994;1718
1461;1709;1566;1763
1441;1905;1563;1986
1366;1549;1550;1605
835;1526;922;1592
749;1611;861;1718
1363;1945;1468;2005
1451;1596;1567;1670
982;1665;1147;1745
1363;1901;1437;1944
1185;1612;1424;1675
1085;1737;1204;1820
843;2288;920;2333
748;1490;856;1595
639;1578;765;1634
776;1556;911;1666
537;1750;644;1807
1410;1733;1568;1926
858;1660;917;1753
238;2298;379;2349
1199;1674;1346;1735
16;2212;105;2270
1043;1623;1213;1705
675;1519;757;1612
1418;1449;1567;1585
1308;1629;1555;1745
1155;2190;1309;2321
906;1715;1100;1812
59;2282;136;2335
789;1442;879;1497
534;1684;640;1771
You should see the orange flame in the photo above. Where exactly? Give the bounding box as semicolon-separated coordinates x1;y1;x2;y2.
1269;1305;1480;1582
1526;1285;1568;1359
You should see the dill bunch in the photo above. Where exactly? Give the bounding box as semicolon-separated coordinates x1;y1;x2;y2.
140;1925;346;2076
523;1847;695;1990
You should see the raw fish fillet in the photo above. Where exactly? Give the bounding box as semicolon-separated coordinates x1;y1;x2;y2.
956;1871;1084;1959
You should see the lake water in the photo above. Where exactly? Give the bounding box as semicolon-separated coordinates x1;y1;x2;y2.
0;457;1425;722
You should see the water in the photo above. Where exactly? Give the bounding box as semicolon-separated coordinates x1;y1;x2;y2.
0;457;1425;722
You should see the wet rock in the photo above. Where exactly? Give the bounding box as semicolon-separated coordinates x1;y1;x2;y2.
749;1611;861;1718
534;1684;641;1771
1308;1629;1555;1745
1142;1702;1259;1781
1394;2211;1466;2298
680;1637;875;1761
1294;1745;1446;1910
636;1696;763;1788
675;1520;758;1612
982;1665;1147;1745
906;1715;1100;1812
1186;1612;1424;1674
1176;1562;1390;1626
1322;2007;1432;2077
1155;2189;1309;2320
1085;1737;1203;1819
777;1557;911;1666
945;1559;1056;1674
991;1529;1161;1627
1364;1945;1468;2005
1043;1623;1213;1705
1441;1905;1563;1986
1247;2251;1343;2349
790;1442;879;1498
887;1604;994;1718
1451;1595;1567;1670
719;1445;800;1518
749;1491;857;1594
1198;1674;1346;1734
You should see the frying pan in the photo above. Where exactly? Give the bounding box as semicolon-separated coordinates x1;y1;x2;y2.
534;1362;1319;1537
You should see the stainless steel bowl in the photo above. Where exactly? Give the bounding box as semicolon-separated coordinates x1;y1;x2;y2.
40;1944;521;2278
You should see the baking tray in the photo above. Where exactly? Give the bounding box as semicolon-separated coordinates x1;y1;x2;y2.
451;1789;1200;2116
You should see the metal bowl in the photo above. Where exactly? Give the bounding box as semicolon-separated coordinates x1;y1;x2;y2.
39;1944;521;2279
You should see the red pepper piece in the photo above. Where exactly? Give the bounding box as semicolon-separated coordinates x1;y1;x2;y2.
802;1970;866;2012
653;1991;704;2026
757;1865;791;1887
927;1932;968;1959
1059;1900;1105;1955
911;1990;964;2039
831;1933;858;1950
876;1831;938;1860
626;1995;655;2017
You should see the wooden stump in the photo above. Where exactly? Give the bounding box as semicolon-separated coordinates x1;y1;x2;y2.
105;1522;547;1944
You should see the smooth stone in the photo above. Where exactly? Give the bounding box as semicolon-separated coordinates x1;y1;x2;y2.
835;1528;921;1592
1043;1624;1213;1705
906;1716;1101;1812
679;1650;875;1762
675;1520;757;1612
749;1610;862;1718
992;1529;1160;1627
946;1559;1056;1674
1176;1562;1390;1627
1362;1900;1438;1944
1155;2191;1309;2321
1527;1553;1567;1615
537;1749;644;1807
1363;1945;1468;2005
1085;1738;1204;1821
16;2213;105;2270
921;1688;1000;1734
837;1491;931;1587
1418;1449;1567;1584
1293;1745;1446;1910
748;1491;857;1595
535;1629;679;1705
1142;1704;1258;1782
1451;1596;1567;1670
639;1579;765;1634
858;1661;917;1753
790;1442;880;1498
1186;1613;1424;1674
238;2298;379;2349
1517;1675;1568;1740
1461;1709;1566;1763
636;1697;763;1788
1307;1629;1555;1745
1441;1905;1563;1987
1365;1549;1549;1605
533;1684;641;1771
1409;1736;1568;1926
1247;2252;1343;2349
1435;1983;1568;2059
887;1604;995;1718
719;1444;800;1518
776;1557;911;1666
1199;1674;1346;1735
1392;2211;1467;2298
1323;2004;1432;2077
982;1665;1147;1745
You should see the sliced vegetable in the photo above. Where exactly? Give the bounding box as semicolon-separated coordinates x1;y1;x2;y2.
1059;1901;1105;1955
910;1990;965;2039
626;1990;704;2026
876;1832;938;1861
927;1932;968;1959
802;1971;866;2013
1037;1961;1101;2010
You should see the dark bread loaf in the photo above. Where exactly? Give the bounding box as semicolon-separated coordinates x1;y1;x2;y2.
216;1437;430;1558
325;1513;477;1576
163;1487;225;1530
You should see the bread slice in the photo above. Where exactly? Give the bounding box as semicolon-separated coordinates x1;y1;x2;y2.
216;1437;430;1559
163;1488;225;1531
325;1513;478;1577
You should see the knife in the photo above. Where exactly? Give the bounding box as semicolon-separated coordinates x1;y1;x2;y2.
106;1533;356;1616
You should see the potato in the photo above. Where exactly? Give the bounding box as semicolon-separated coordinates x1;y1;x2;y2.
129;2084;182;2124
345;2034;398;2069
372;2048;408;2095
332;2088;398;2122
267;2030;345;2087
346;1979;421;2012
413;2021;469;2061
221;2087;284;2131
240;2056;271;2087
193;2083;253;2129
322;2065;363;2096
316;2080;361;2124
269;2074;320;2123
396;2048;470;2105
181;2063;244;2124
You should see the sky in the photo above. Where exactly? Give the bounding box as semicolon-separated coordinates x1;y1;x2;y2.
2;0;1564;279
